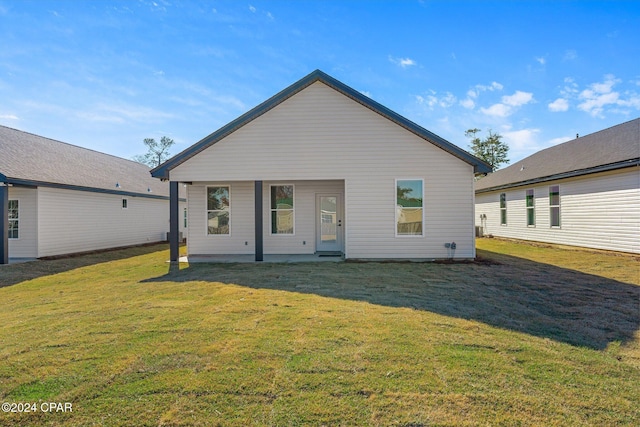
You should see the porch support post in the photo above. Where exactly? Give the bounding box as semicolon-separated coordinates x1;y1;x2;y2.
169;180;179;263
254;180;263;262
0;183;8;265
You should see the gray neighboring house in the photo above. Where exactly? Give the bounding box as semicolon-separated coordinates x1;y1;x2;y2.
475;118;640;254
0;125;186;264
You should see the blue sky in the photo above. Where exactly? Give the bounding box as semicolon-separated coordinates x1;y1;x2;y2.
1;1;639;166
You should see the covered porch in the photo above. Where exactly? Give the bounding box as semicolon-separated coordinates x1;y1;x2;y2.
168;179;345;262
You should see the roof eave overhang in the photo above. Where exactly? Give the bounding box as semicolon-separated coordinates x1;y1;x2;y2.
475;158;640;194
1;177;186;201
150;69;491;179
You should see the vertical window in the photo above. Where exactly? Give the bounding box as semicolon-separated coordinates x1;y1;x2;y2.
8;200;18;239
183;207;188;228
526;189;535;226
549;185;560;227
500;193;507;225
122;198;128;209
396;179;423;236
207;186;230;235
271;185;294;234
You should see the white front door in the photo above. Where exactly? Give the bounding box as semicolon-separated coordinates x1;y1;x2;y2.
316;194;343;253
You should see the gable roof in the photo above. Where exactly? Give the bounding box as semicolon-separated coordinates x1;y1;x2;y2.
0;125;171;199
475;118;640;193
151;69;492;179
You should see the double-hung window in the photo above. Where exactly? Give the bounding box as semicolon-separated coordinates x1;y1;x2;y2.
271;185;294;235
8;200;18;239
207;186;230;235
549;185;560;227
526;189;535;226
396;179;423;236
500;193;507;226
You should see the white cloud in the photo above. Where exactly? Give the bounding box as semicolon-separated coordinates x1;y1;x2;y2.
0;114;19;120
548;98;569;112
535;56;546;65
502;91;534;107
389;56;417;68
360;90;372;98
82;103;176;123
266;12;274;20
480;90;534;117
577;74;621;117
461;82;503;110
503;128;541;151
416;92;457;109
480;82;503;92
480;103;512;117
249;5;257;13
460;98;475;109
563;49;578;61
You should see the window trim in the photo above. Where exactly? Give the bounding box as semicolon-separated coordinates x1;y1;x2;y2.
549;185;561;228
270;184;295;236
395;178;425;237
499;193;507;226
206;185;231;236
8;199;19;240
526;189;535;227
183;207;188;229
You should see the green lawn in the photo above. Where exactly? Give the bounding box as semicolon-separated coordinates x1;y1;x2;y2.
0;239;638;426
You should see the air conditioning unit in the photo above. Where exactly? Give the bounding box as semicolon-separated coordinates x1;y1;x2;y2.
475;226;484;237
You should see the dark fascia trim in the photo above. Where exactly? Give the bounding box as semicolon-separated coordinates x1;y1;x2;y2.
2;177;187;202
475;159;640;194
151;69;492;179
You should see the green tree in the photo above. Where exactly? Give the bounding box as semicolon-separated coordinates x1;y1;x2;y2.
465;128;509;171
133;136;175;167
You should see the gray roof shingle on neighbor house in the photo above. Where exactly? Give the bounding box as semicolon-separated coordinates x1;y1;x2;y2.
475;118;640;193
0;125;171;198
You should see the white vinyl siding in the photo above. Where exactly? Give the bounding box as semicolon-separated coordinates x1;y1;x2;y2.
36;187;183;258
187;182;254;255
186;180;343;256
475;167;640;254
171;81;477;259
7;187;37;258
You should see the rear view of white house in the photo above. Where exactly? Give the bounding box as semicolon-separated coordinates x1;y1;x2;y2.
1;126;185;264
475;118;639;254
151;70;491;262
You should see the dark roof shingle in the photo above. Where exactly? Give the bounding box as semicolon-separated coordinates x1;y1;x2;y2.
0;125;170;197
475;118;640;193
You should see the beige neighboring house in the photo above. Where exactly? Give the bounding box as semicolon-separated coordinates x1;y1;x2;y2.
151;70;491;261
0;126;186;264
475;118;639;254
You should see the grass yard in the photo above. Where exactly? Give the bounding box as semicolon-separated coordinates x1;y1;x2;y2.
0;239;638;426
